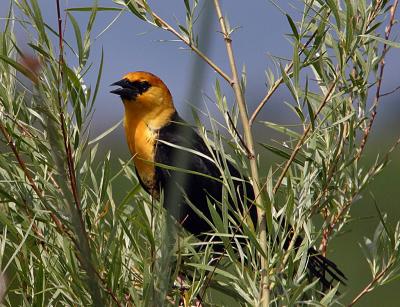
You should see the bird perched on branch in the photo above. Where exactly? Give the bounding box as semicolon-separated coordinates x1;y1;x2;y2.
111;71;345;288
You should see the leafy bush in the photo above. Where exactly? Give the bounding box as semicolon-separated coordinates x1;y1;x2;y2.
0;0;399;306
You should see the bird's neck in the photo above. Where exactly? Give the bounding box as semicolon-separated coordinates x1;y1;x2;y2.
122;102;176;193
123;98;176;130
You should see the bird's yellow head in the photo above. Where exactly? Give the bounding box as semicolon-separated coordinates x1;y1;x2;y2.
111;71;175;128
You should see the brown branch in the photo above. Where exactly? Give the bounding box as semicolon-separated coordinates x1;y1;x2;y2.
55;2;121;305
0;124;43;199
348;261;394;306
0;122;66;233
56;0;85;229
273;79;337;194
197;1;270;305
380;84;400;97
356;0;398;161
143;9;231;83
327;195;354;238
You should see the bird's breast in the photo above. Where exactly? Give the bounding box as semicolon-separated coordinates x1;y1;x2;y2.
124;116;157;193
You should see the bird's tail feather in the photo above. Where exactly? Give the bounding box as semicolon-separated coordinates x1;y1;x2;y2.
307;247;347;289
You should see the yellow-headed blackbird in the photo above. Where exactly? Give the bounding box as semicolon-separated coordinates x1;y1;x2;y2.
111;71;345;288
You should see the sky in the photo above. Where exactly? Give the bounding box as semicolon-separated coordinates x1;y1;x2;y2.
2;0;399;139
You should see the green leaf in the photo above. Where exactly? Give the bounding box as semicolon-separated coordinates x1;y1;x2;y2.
286;14;299;40
280;62;299;105
360;34;400;48
122;0;146;21
326;0;341;31
320;284;339;305
89;120;122;145
306;97;315;130
260;143;304;166
261;121;301;138
371;193;395;248
67;13;83;64
66;7;121;12
186;263;239;281
89;48;104;108
344;0;354;52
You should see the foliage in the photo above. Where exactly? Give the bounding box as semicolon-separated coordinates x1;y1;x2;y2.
0;0;399;306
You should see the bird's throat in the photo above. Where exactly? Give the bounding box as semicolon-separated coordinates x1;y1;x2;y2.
123;102;175;194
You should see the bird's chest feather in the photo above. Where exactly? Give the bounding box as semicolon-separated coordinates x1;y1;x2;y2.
124;117;158;191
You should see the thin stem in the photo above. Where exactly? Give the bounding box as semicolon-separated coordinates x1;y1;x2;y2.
56;0;85;230
55;1;105;305
327;135;400;238
0;124;42;199
356;0;398;161
212;1;269;305
348;260;393;306
226;111;253;158
380;84;400;97
0;122;65;233
273;79;337;194
147;11;231;83
249;26;320;126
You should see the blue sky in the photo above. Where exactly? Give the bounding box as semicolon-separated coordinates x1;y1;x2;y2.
2;0;399;138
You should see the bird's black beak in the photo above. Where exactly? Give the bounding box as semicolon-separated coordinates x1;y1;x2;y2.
111;78;151;100
110;79;137;99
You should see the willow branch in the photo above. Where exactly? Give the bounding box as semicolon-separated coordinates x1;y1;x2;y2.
249;30;318;126
328;135;400;238
273;79;337;194
55;1;109;305
147;10;231;83
56;0;85;229
356;0;398;161
348;260;394;307
212;1;269;305
0;122;65;233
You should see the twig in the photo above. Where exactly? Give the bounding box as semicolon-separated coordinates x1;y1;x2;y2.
55;2;116;305
380;84;400;97
144;9;231;83
226;112;253;158
0;122;66;233
348;261;393;306
56;0;85;233
327;135;400;238
272;79;337;194
249;29;319;126
211;1;269;305
0;124;43;200
356;0;398;161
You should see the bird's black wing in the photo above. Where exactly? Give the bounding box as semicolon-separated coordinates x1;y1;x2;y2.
154;112;224;235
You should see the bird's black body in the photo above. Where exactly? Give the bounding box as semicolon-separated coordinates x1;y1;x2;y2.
153;112;252;235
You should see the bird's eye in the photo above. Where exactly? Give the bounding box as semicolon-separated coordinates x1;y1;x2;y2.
131;81;151;94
